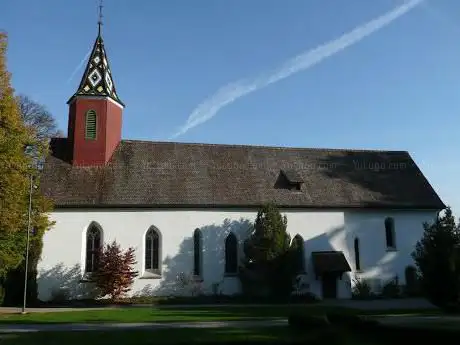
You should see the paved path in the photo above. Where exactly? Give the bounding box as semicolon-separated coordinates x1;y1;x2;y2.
0;298;436;314
0;319;288;333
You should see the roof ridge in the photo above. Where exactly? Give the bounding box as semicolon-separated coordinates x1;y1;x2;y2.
120;139;408;154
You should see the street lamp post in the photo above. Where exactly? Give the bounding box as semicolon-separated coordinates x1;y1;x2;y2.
21;172;34;314
21;143;42;315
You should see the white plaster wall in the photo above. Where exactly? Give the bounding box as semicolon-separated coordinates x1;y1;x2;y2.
344;210;438;292
37;208;437;301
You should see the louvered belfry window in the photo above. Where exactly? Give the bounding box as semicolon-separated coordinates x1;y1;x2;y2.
85;110;97;140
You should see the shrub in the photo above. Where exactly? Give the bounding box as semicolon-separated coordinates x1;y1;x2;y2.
177;272;204;296
326;312;379;330
288;313;330;330
211;282;222;296
404;265;421;297
380;276;400;299
290;291;320;304
326;312;362;326
49;288;69;304
443;303;460;314
351;277;373;299
0;284;4;306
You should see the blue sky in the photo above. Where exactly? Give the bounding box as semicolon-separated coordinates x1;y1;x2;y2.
2;0;460;214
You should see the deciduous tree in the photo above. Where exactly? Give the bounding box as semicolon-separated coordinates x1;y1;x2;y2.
0;32;53;305
0;32;34;278
93;241;139;300
17;94;63;142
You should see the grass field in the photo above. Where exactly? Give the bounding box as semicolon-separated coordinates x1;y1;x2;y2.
0;306;454;345
1;324;454;345
0;305;440;324
0;326;379;345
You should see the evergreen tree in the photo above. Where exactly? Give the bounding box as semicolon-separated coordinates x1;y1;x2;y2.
0;32;53;305
412;207;460;308
239;203;294;298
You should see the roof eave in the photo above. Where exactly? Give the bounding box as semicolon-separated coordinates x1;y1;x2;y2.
67;94;125;108
49;202;446;211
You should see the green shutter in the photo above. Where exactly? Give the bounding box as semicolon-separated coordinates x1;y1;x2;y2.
85;110;97;140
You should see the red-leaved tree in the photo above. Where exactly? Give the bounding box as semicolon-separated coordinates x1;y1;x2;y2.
93;241;139;300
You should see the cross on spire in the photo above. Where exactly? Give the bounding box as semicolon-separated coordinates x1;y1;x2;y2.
98;0;104;36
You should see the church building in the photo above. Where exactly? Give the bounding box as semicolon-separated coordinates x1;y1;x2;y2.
37;25;445;301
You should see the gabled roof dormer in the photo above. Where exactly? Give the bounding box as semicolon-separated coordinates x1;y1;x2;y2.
275;169;304;191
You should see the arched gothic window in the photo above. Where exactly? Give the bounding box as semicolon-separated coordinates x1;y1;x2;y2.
354;237;361;271
225;233;238;275
385;217;396;249
85;222;102;273
291;235;305;273
193;229;202;277
145;227;161;274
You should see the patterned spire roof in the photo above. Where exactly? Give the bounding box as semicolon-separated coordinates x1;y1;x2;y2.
67;33;124;107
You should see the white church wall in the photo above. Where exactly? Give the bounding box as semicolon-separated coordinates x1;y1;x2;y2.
344;210;437;292
36;208;437;301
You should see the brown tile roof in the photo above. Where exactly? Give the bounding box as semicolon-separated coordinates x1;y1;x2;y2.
311;251;352;274
40;138;446;209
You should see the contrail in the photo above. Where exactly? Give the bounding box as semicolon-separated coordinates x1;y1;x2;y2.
171;0;424;139
66;47;92;84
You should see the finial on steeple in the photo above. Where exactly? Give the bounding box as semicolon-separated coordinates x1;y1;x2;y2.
97;0;104;36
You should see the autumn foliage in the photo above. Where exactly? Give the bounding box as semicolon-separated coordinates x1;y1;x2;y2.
93;241;139;300
0;32;53;279
0;32;54;305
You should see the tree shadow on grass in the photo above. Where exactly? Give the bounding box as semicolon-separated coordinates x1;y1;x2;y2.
0;327;306;345
0;305;299;324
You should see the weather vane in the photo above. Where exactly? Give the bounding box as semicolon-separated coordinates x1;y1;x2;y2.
97;0;104;36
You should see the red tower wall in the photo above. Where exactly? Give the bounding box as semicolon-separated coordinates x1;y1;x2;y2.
68;97;123;166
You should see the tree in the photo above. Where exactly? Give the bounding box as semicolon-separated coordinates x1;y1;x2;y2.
0;32;53;305
0;32;30;278
412;207;460;308
92;241;139;300
239;203;294;298
17;94;63;143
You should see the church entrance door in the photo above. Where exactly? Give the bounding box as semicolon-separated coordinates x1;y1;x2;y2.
321;272;337;299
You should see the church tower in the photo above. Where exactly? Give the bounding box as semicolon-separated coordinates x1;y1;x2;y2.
67;10;124;166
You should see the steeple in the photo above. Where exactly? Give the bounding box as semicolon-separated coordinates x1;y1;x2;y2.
66;1;124;167
67;0;123;107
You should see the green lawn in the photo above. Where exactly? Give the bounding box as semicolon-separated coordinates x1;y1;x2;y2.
0;305;440;324
0;305;299;324
0;327;377;345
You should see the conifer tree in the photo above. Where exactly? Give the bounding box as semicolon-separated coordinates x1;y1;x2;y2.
239;203;294;298
412;207;460;308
